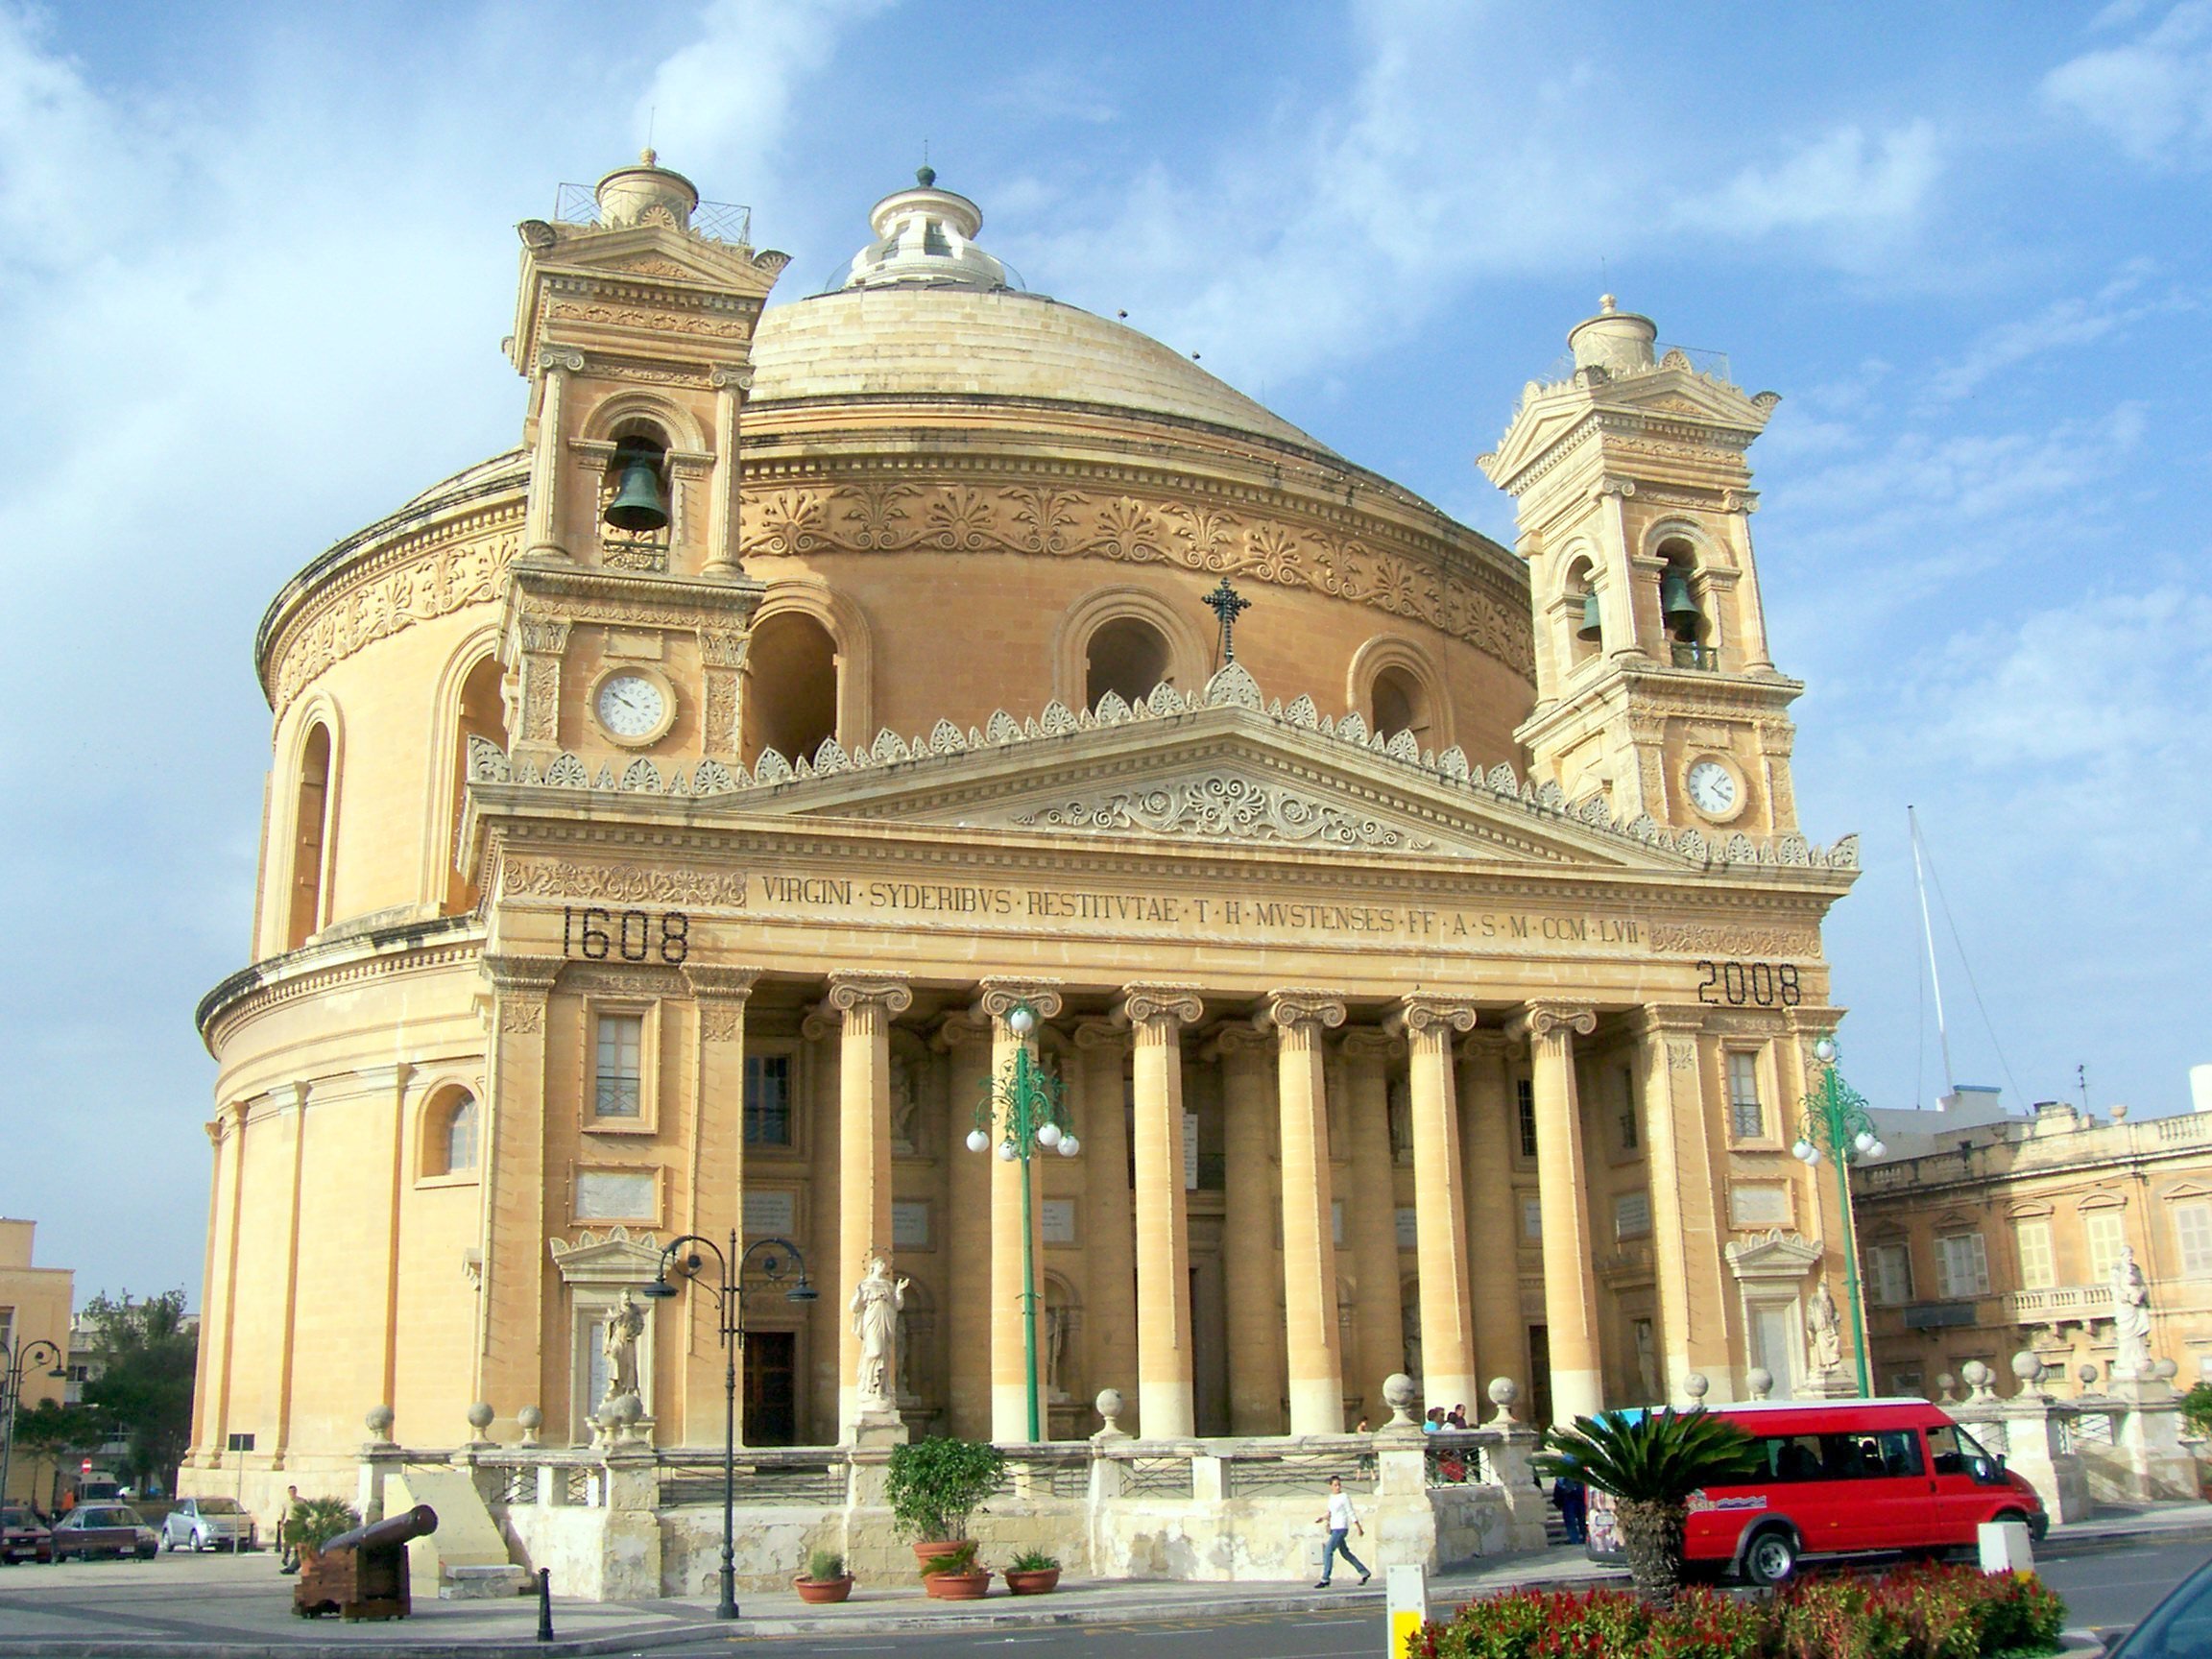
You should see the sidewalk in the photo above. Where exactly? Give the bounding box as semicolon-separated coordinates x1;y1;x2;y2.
0;1501;2200;1658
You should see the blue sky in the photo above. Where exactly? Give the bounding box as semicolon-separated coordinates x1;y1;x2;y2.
3;1;2208;1304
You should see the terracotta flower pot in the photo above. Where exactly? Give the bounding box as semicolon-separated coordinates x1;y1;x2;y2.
923;1569;992;1600
912;1539;969;1570
793;1575;854;1604
1003;1567;1061;1596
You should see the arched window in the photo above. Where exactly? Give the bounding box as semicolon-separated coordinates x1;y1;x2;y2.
1085;616;1172;709
422;1088;479;1179
445;657;508;915
286;723;333;950
1565;559;1601;667
743;611;839;767
1371;667;1430;744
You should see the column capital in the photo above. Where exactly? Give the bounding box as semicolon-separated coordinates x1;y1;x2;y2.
1387;994;1481;1042
683;964;763;1002
1072;1018;1130;1052
931;1010;990;1051
1458;1028;1515;1060
1785;1005;1845;1036
1507;1001;1596;1043
975;978;1064;1024
1630;1003;1712;1037
1120;984;1204;1028
1258;989;1347;1034
1203;1022;1274;1061
482;952;565;997
1338;1027;1397;1061
825;974;914;1020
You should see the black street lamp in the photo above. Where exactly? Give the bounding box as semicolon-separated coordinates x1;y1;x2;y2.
639;1231;815;1621
0;1334;66;1515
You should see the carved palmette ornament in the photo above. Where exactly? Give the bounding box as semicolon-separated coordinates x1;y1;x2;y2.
1019;777;1432;850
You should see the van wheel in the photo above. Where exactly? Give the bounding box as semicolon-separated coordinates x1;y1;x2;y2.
1743;1527;1798;1586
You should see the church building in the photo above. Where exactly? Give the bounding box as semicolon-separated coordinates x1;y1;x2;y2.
188;154;1863;1506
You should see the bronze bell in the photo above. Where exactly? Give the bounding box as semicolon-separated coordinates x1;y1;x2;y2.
604;449;669;533
1575;589;1603;643
1661;566;1700;629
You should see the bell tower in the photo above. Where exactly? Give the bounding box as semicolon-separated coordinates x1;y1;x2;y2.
499;153;791;772
1480;299;1802;837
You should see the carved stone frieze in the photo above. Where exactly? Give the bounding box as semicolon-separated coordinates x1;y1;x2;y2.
1016;777;1433;851
734;479;1534;675
1648;921;1820;957
503;857;749;908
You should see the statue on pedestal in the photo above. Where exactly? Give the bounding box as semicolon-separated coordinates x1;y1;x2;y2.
1806;1275;1843;1377
600;1289;643;1410
2111;1244;2152;1379
851;1255;909;1407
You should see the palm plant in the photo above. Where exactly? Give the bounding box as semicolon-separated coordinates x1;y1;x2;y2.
1534;1408;1759;1607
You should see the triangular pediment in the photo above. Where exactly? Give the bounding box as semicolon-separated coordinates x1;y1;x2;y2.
1483;363;1777;488
527;221;790;297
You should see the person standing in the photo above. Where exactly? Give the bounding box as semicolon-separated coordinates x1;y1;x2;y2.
1312;1476;1371;1588
278;1485;301;1574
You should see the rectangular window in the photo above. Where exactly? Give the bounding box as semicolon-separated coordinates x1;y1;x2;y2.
1517;1078;1539;1159
1727;1051;1764;1140
2084;1211;2128;1284
1869;1241;1914;1306
1615;1191;1651;1240
2014;1219;2056;1291
2176;1201;2212;1278
1617;1068;1639;1151
1936;1232;1990;1299
593;1013;643;1118
743;1054;792;1145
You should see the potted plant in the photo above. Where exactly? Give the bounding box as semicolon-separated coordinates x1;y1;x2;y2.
884;1436;1005;1569
793;1547;853;1605
1003;1549;1061;1595
284;1497;361;1564
1535;1408;1758;1608
916;1537;991;1600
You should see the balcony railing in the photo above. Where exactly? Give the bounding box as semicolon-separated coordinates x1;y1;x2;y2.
1670;641;1720;671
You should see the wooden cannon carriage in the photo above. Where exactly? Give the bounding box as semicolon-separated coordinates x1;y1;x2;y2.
293;1504;439;1621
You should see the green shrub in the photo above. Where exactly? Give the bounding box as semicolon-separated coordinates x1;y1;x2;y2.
2181;1381;2212;1437
1411;1563;2064;1659
916;1539;979;1577
1009;1549;1060;1572
885;1436;1004;1542
804;1548;845;1582
283;1496;361;1552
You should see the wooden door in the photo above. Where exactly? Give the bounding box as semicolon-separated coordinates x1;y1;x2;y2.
742;1330;798;1447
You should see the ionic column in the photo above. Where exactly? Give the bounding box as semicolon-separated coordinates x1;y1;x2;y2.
1634;1007;1731;1403
1214;1026;1284;1435
203;1101;252;1468
522;349;583;563
684;967;759;1442
704;364;752;577
478;954;563;1419
1338;1029;1404;1417
978;979;1064;1442
826;974;912;1438
1121;985;1203;1438
1389;996;1481;1411
1511;1001;1603;1425
1459;1033;1524;1394
1262;990;1348;1435
934;1013;993;1440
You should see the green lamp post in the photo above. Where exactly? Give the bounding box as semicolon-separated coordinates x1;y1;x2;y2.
967;1000;1079;1443
1791;1035;1887;1398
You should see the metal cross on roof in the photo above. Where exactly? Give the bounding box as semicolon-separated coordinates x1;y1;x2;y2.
1202;577;1253;663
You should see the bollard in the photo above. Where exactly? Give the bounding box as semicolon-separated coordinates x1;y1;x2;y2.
536;1568;554;1643
1977;1520;2033;1575
1385;1563;1426;1658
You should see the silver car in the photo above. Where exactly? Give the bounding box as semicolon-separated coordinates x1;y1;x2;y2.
159;1497;257;1552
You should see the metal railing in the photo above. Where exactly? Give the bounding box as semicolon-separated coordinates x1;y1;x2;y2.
1670;641;1720;671
552;183;753;246
1222;1451;1371;1498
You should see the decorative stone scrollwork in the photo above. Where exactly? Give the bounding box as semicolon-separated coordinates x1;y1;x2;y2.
1261;990;1348;1033
1514;1002;1598;1043
825;974;915;1027
1120;984;1204;1028
1388;995;1480;1044
977;980;1064;1024
1019;778;1431;851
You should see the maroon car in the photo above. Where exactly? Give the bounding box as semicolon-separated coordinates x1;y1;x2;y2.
1;1503;53;1564
50;1504;158;1562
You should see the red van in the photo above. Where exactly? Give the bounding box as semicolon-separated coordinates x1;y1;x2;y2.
1583;1398;2048;1584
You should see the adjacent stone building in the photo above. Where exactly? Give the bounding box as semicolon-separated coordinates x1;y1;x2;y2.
186;154;1866;1513
1856;1089;2212;1398
0;1220;75;1507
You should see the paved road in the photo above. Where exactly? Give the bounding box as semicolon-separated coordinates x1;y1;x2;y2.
676;1536;2212;1658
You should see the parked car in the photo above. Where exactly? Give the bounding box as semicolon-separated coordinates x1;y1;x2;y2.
1;1503;53;1564
1585;1397;2048;1584
2105;1551;2212;1656
49;1504;158;1562
159;1497;256;1552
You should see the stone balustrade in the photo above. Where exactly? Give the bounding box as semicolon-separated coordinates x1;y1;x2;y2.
1942;1356;2199;1522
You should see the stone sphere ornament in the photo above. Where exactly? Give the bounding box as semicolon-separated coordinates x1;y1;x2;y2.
1746;1367;1774;1401
517;1405;544;1447
365;1404;397;1443
2011;1351;2044;1383
1094;1387;1125;1435
467;1401;495;1434
2154;1357;2180;1382
2080;1364;2102;1389
1683;1372;1710;1405
1485;1376;1520;1424
1382;1372;1419;1428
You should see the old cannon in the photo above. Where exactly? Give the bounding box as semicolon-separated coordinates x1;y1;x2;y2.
293;1503;438;1622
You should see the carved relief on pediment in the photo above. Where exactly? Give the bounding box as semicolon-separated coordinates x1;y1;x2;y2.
1013;775;1434;851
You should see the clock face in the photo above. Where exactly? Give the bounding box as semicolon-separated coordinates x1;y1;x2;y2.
1686;758;1740;819
595;673;668;740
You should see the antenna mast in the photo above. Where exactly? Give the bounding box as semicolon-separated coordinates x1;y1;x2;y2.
1909;806;1957;1098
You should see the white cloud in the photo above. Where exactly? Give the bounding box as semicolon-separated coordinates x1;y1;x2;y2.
2045;0;2212;168
1671;121;1941;241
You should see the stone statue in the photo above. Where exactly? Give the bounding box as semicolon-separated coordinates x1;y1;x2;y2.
1806;1275;1842;1376
601;1289;644;1407
894;1303;918;1406
2111;1244;2152;1379
851;1255;909;1406
889;1059;920;1157
1045;1303;1070;1402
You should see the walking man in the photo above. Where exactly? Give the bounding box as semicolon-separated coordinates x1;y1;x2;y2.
278;1485;301;1574
1312;1476;1371;1589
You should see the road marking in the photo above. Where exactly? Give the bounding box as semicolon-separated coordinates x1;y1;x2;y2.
1296;1618;1368;1625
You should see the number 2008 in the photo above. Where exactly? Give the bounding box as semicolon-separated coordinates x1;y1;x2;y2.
563;906;690;964
1695;959;1800;1007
